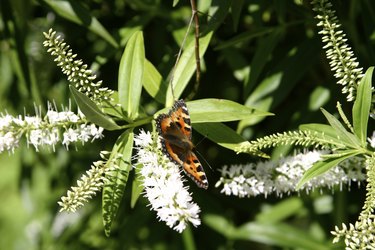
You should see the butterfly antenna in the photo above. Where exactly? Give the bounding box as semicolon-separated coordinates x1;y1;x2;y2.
186;0;201;101
194;133;208;147
194;148;213;171
169;5;196;100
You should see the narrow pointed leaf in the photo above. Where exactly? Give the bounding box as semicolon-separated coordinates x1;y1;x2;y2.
187;99;272;123
69;85;121;130
320;108;361;148
204;215;331;249
155;99;272;123
130;163;144;208
231;0;244;32
193;122;248;151
352;67;373;146
118;31;145;119
233;222;331;250
296;150;361;189
42;0;118;48
255;197;303;224
102;129;134;236
166;32;213;106
143;60;167;104
299;123;347;148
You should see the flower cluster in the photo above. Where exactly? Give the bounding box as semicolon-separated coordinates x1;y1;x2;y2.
332;219;375;249
216;150;366;198
0;103;103;153
43;29;113;106
133;130;201;233
312;0;363;101
59;151;121;212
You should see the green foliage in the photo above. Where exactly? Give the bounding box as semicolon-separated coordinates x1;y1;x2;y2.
102;130;134;236
1;0;375;249
69;85;121;130
118;31;145;119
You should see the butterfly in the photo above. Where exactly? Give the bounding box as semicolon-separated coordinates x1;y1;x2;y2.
156;99;208;189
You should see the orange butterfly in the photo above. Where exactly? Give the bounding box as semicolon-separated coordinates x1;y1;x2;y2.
156;99;208;189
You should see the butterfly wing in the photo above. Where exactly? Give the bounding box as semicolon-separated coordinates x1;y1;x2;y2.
168;99;192;140
182;152;208;189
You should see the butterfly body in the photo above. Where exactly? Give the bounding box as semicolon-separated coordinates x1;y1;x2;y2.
156;100;208;189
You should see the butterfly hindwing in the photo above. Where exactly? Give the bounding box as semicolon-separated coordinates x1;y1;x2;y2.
156;99;208;189
182;152;208;189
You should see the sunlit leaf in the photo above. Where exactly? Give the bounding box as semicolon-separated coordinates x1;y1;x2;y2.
143;60;167;104
165;32;213;106
352;67;373;146
187;99;272;123
118;31;145;120
102;129;134;236
320;108;361;148
296;149;361;189
69;85;121;130
130;163;144;208
299;123;347;148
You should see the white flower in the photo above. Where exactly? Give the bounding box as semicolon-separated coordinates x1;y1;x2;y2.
0;104;104;154
368;131;375;148
134;130;201;233
58;152;120;212
216;150;366;198
0;132;19;153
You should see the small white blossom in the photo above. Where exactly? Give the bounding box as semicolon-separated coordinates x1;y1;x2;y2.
368;131;375;149
216;150;366;198
43;29;114;105
134;130;201;233
0;104;104;154
58;151;120;212
0;131;19;153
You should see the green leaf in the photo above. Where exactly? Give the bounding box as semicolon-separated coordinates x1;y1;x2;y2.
143;60;168;104
299;123;347;148
118;31;145;120
166;31;213;106
238;38;320;131
204;214;331;249
193;122;247;151
352;67;373;146
101;91;125;119
309;86;330;111
130;163;144;208
42;0;118;48
119;15;152;47
233;222;331;250
320;108;361;148
244;29;282;98
172;0;179;7
231;0;244;32
296;149;361;189
203;214;237;239
69;85;121;130
102;129;134;237
187;99;272;123
255;197;304;224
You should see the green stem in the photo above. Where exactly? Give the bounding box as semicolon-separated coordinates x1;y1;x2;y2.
119;116;153;129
